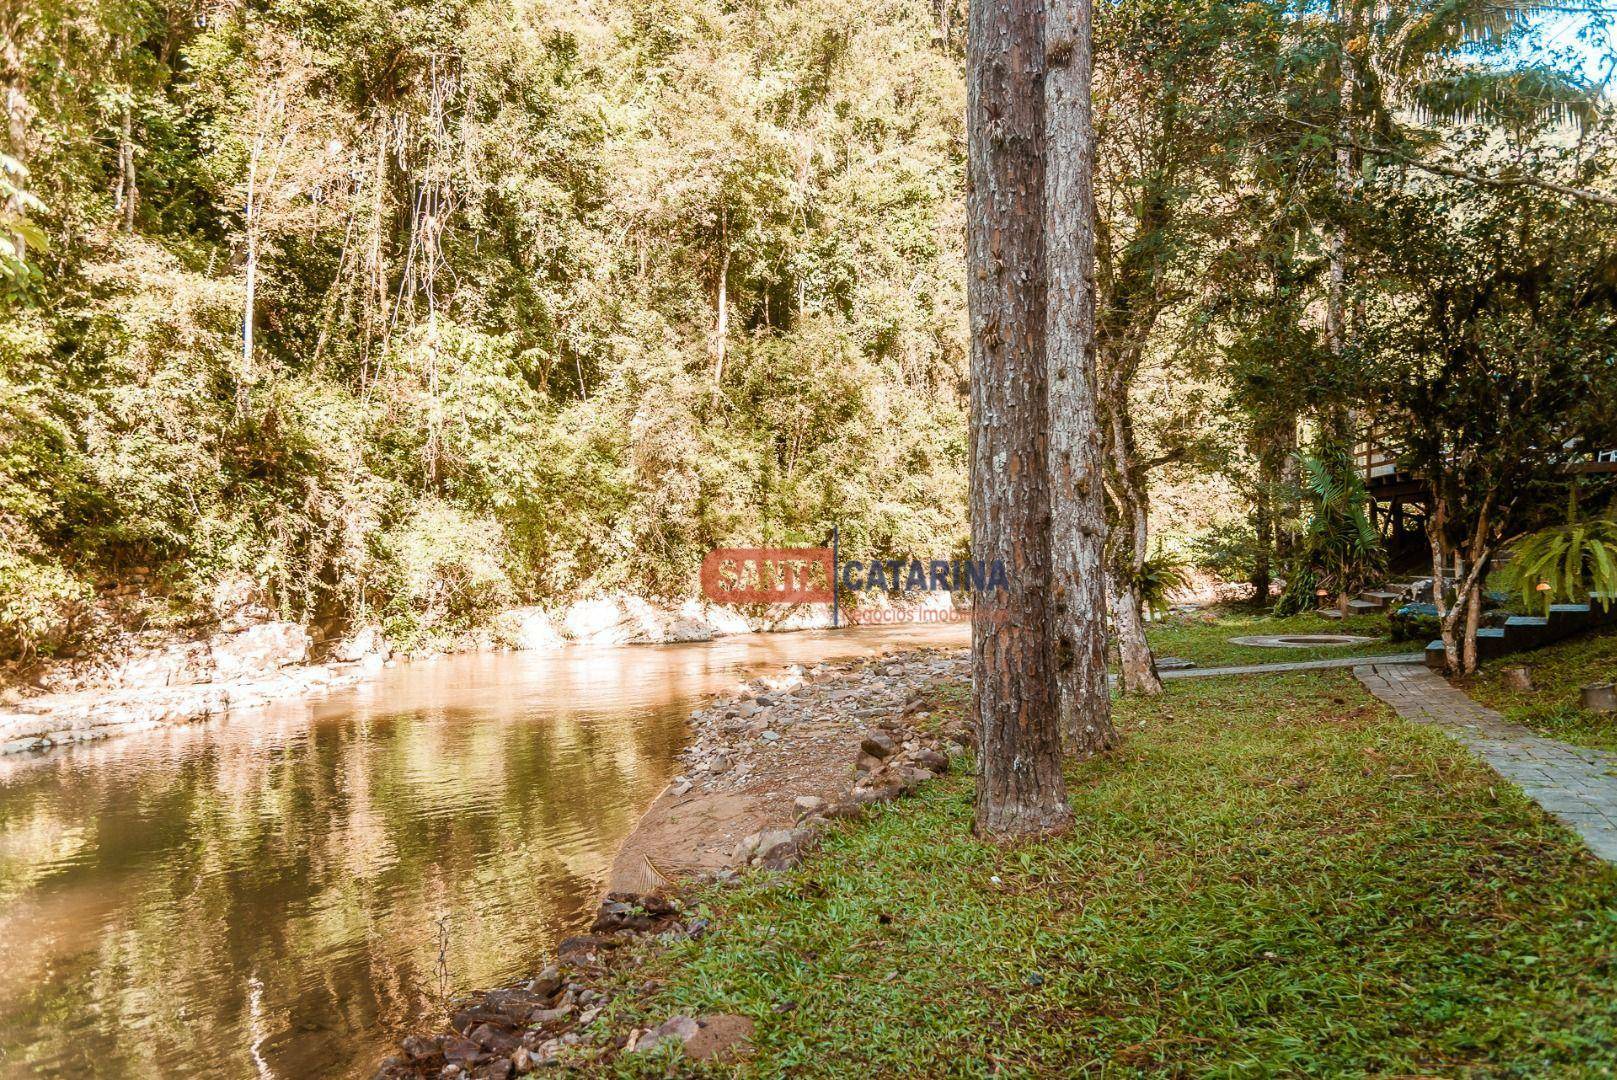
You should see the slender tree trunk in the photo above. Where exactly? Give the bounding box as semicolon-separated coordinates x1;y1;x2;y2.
243;140;260;399
1461;579;1482;672
1250;422;1291;605
967;0;1072;840
1431;490;1496;676
712;208;730;398
118;102;137;233
1324;21;1356;448
1044;0;1113;756
1111;576;1159;692
1100;356;1162;695
1251;499;1272;605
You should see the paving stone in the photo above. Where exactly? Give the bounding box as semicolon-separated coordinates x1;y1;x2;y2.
1355;663;1617;866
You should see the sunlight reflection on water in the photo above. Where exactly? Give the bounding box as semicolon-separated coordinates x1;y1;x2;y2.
0;622;965;1078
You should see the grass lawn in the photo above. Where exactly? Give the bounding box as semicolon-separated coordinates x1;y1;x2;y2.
1467;624;1617;755
1142;606;1404;668
604;672;1617;1077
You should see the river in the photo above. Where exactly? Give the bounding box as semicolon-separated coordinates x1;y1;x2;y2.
0;622;966;1078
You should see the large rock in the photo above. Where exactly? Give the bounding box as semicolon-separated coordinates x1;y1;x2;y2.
620;597;713;644
701;604;754;637
493;607;564;651
114;641;212;689
633;1014;754;1062
561;597;634;645
332;624;391;662
764;603;836;632
563;595;723;645
209;622;311;681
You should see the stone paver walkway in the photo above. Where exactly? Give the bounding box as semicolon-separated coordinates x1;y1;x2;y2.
1356;662;1617;863
1158;653;1425;680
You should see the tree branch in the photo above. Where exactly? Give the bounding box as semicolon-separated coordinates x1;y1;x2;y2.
1290;119;1617;208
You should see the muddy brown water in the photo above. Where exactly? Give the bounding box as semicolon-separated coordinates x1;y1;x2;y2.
0;623;966;1079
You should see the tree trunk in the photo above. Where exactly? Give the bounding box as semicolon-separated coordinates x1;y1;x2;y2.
1323;24;1356;448
1251;516;1271;605
1431;492;1495;677
243;143;259;400
966;0;1072;840
711;208;730;399
1099;356;1162;695
1250;421;1292;605
1112;576;1159;693
1044;0;1113;757
117;102;137;233
1461;579;1482;673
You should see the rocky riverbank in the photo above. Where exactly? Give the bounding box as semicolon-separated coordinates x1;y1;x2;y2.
375;646;973;1077
0;591;959;755
0;620;388;754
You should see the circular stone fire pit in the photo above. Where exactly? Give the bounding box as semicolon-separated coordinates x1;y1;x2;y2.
1227;634;1379;649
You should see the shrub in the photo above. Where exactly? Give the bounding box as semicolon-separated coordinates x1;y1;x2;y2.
1504;515;1617;614
1188;522;1262;584
1389;603;1441;643
0;546;90;659
375;501;517;649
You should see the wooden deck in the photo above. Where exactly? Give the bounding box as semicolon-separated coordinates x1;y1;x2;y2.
1354;427;1617;498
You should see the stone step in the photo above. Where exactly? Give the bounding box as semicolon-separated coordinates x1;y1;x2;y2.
1345;599;1380;613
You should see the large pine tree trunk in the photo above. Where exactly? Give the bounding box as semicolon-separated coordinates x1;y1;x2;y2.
1044;0;1113;756
967;0;1072;839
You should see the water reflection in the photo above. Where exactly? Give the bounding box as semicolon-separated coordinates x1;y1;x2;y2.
0;622;965;1078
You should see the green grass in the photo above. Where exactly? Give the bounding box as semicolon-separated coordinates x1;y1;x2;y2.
602;673;1617;1077
1142;606;1403;668
1467;624;1617;755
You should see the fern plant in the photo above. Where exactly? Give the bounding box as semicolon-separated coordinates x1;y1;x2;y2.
1134;552;1192;617
1508;515;1617;614
1275;444;1386;615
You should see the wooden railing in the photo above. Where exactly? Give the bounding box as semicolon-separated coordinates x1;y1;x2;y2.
1353;419;1399;482
1352;424;1617;485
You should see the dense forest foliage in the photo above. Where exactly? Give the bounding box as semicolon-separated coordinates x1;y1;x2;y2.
2;0;972;651
3;0;1615;664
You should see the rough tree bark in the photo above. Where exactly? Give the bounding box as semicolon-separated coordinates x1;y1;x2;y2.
1100;354;1163;695
967;0;1073;839
1044;0;1114;756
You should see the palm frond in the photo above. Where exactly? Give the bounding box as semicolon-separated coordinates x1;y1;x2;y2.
1507;516;1617;612
1410;65;1602;132
1382;0;1547;72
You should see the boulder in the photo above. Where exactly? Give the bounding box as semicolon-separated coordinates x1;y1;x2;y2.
115;642;212;689
752;827;815;870
333;624;390;662
633;1015;754;1062
494;608;564;651
701;604;754;637
562;597;633;645
209;622;311;681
